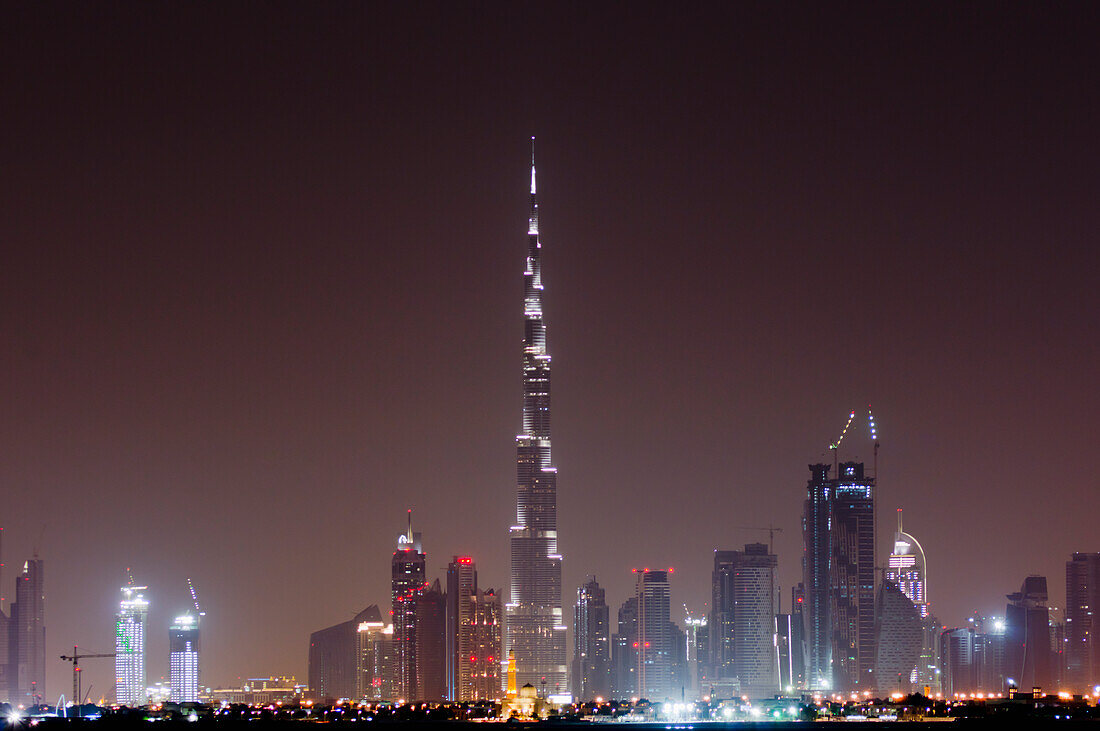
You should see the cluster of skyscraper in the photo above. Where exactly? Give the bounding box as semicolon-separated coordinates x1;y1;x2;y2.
303;147;1100;706
113;581;203;706
308;514;502;702
10;148;1099;708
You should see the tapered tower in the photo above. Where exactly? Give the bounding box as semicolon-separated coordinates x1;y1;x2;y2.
506;139;567;696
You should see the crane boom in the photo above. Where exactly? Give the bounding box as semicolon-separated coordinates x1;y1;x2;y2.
729;525;784;554
60;647;115;710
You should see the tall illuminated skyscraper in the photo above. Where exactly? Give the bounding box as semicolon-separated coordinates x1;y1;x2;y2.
1066;552;1100;692
392;511;426;701
506;140;567;696
571;577;610;702
803;461;875;691
634;570;672;701
115;585;149;706
169;614;200;702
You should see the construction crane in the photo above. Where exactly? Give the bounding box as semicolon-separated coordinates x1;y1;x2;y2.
187;578;206;618
827;406;881;475
60;647;115;709
730;525;784;554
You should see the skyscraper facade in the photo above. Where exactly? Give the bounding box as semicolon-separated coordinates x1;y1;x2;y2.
802;461;875;691
415;579;446;702
392;513;426;701
445;557;503;701
358;608;394;701
710;544;778;698
939;627;975;698
1005;575;1051;691
506;142;566;696
115;585;149;706
611;597;638;699
468;589;503;701
309;605;383;701
884;510;939;693
571;577;611;701
872;580;922;694
635;569;672;701
9;559;45;705
169;614;200;703
446;557;477;701
1066;552;1100;692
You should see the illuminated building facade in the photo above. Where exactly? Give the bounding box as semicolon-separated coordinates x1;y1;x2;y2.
571;576;610;701
506;141;566;696
445;557;476;701
635;569;672;701
358;612;394;701
1066;552;1100;691
444;557;503;702
391;512;426;700
710;544;778;698
884;510;939;692
872;580;922;694
683;611;707;698
9;559;46;705
115;585;149;706
169;613;200;702
802;462;875;691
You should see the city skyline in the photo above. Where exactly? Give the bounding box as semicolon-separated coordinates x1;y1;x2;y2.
2;2;1097;700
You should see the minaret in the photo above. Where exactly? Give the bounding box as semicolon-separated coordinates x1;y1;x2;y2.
506;138;567;696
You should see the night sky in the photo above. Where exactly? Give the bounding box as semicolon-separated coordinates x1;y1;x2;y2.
2;2;1098;698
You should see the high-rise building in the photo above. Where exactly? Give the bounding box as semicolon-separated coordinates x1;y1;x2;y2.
682;611;707;699
506;141;567;697
1005;575;1051;692
9;559;45;705
710;544;778;698
357;609;394;701
169;614;200;703
635;569;672;701
392;511;426;701
971;613;1007;695
445;557;503;701
777;584;806;692
884;510;939;693
611;597;638;699
571;577;610;701
415;579;446;702
115;584;149;706
446;557;476;701
1066;552;1100;692
872;580;922;695
469;589;503;701
309;605;384;701
802;461;875;691
940;627;975;698
669;621;687;700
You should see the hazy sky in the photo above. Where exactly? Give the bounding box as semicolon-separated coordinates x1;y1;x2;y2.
2;2;1097;699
